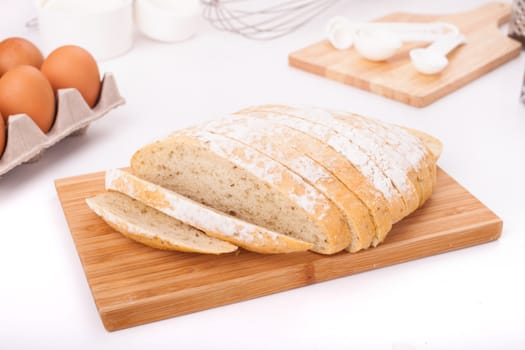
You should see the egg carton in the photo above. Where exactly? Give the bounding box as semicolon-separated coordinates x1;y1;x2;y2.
0;73;125;177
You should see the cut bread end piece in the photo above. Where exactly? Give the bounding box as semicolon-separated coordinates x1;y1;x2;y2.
106;169;313;254
86;192;238;255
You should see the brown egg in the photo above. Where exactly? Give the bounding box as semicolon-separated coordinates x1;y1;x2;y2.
41;45;101;108
0;37;44;77
0;112;5;158
0;65;56;133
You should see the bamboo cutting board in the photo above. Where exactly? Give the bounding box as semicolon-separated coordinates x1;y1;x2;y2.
55;168;502;331
289;3;522;107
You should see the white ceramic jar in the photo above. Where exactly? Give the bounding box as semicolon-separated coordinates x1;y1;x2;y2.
36;0;134;60
135;0;201;42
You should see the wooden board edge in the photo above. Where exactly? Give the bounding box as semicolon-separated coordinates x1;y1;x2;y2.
98;217;502;331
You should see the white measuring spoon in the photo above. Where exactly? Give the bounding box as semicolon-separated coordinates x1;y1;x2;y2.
326;17;459;39
409;33;466;74
353;24;461;62
326;18;459;51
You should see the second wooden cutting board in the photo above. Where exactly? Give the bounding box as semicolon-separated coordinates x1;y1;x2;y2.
289;2;522;107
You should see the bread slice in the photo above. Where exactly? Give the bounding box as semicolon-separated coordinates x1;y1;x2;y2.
105;169;313;254
86;191;238;254
130;131;350;254
200;115;375;252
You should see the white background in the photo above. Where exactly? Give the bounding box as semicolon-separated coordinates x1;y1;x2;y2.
1;0;524;349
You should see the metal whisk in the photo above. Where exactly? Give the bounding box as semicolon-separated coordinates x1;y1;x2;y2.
201;0;340;40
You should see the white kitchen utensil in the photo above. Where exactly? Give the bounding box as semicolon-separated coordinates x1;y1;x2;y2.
410;34;466;74
135;0;201;42
353;24;460;62
326;18;459;55
36;0;133;61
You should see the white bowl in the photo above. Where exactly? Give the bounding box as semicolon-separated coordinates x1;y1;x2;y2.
36;0;133;61
135;0;201;43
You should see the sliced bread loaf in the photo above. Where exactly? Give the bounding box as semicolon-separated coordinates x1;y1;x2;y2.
86;191;238;254
105;169;313;254
130;131;350;254
201;115;375;252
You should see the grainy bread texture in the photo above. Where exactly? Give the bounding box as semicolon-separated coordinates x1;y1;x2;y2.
106;169;313;254
86;192;238;255
130;130;350;254
201;115;375;252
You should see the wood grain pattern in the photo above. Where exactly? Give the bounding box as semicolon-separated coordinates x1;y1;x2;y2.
289;3;522;107
55;168;502;331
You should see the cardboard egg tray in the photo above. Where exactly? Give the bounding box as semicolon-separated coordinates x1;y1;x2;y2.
0;73;124;177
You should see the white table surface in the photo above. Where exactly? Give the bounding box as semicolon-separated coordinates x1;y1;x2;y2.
1;1;524;349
